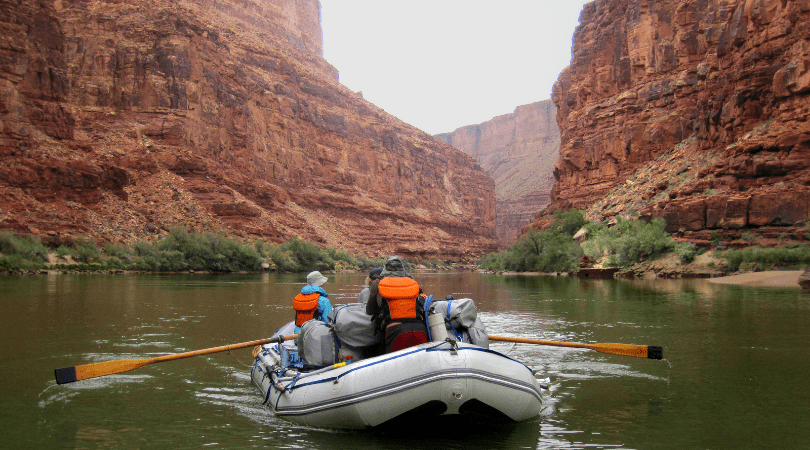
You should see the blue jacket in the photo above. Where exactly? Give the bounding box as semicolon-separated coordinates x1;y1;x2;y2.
294;286;333;334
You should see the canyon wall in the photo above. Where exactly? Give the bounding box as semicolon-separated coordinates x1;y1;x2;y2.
436;101;559;245
537;0;810;241
0;0;498;260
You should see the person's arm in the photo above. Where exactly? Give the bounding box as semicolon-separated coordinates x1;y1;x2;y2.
319;296;332;324
365;281;379;316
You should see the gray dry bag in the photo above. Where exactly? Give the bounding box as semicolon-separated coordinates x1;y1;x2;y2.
298;319;338;367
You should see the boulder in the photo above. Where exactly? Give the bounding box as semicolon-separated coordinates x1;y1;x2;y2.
800;269;810;291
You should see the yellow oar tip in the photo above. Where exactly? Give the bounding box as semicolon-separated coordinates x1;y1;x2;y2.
54;366;78;384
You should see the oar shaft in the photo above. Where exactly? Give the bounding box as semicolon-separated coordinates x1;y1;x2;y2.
55;334;298;384
488;335;663;360
150;335;298;364
488;335;589;349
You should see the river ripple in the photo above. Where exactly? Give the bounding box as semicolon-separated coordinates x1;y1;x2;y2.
2;272;808;449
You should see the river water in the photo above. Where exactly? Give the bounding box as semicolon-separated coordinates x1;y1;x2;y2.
2;271;809;449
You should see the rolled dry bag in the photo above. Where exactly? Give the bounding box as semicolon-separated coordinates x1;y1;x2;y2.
431;298;478;329
327;303;382;347
430;298;489;349
298;320;338;367
467;316;489;349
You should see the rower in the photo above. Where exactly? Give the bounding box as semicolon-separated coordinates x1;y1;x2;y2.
366;256;429;353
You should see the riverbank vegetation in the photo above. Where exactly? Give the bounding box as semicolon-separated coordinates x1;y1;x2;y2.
719;244;810;272
477;210;809;274
2;218;808;275
0;228;440;274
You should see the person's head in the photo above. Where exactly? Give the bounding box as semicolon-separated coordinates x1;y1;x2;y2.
366;267;383;286
380;256;409;277
306;271;328;287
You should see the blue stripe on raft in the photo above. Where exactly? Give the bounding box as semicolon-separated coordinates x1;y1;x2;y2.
272;367;544;417
274;343;533;393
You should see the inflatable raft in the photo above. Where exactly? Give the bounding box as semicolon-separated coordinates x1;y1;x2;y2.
250;334;545;429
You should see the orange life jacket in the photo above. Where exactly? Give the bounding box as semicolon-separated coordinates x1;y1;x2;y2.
293;292;321;326
378;277;420;320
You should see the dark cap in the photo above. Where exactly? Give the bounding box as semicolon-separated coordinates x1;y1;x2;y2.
380;256;409;277
369;268;383;280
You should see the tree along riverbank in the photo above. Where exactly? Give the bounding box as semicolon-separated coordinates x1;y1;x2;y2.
477;210;810;279
0;228;453;275
2;213;809;279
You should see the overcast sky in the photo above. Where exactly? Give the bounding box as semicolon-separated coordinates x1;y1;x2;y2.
319;0;592;135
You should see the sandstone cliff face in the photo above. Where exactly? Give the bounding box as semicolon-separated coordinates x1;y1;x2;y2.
436;101;559;246
538;0;810;241
0;0;498;260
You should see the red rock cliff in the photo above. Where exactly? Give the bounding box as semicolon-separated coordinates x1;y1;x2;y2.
537;0;810;240
0;0;497;260
436;101;559;246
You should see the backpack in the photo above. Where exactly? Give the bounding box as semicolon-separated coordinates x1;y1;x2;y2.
298;320;338;367
327;303;381;347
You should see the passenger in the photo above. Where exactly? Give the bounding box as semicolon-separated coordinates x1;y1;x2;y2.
366;256;428;353
358;267;383;305
293;271;333;334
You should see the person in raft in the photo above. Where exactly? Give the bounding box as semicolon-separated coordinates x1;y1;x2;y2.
293;271;333;334
357;267;383;305
366;256;428;353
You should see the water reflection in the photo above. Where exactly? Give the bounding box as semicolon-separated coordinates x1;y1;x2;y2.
2;272;807;449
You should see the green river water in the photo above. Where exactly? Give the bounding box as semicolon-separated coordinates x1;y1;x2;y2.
2;271;809;449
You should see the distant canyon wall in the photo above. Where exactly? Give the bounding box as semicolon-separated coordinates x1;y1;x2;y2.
0;0;498;260
538;0;810;238
436;101;559;245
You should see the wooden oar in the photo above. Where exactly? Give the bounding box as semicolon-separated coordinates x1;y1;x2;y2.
54;334;298;384
488;335;663;359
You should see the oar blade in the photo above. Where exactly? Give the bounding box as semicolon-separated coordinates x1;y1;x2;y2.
54;366;78;385
590;343;663;359
55;358;151;384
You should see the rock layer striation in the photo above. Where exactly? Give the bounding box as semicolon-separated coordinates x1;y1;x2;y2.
436;101;559;246
535;0;810;239
0;0;498;260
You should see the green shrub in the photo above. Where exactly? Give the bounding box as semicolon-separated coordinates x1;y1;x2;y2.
71;239;101;263
327;247;357;268
479;229;583;273
272;238;334;272
269;245;297;272
676;242;699;264
581;218;675;267
131;228;262;272
552;209;587;236
103;243;132;259
581;222;613;260
720;245;810;272
255;240;274;258
356;257;387;270
0;232;49;262
477;253;502;271
55;245;72;259
0;254;44;271
611;218;675;266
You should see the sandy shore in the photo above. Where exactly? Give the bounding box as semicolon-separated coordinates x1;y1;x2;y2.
709;270;804;288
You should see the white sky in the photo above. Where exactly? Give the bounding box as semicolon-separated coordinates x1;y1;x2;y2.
319;0;592;135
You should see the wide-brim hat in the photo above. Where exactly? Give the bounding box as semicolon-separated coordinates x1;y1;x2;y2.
306;271;328;287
